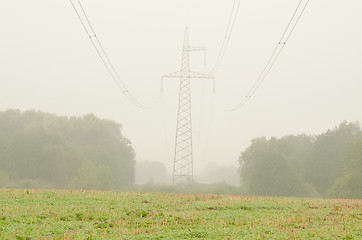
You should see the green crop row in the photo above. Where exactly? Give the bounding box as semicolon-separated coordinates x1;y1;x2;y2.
0;189;361;239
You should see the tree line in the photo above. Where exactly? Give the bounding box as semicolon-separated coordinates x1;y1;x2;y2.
0;110;135;190
1;109;361;199
239;121;362;199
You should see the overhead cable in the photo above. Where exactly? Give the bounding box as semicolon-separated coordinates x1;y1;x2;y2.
226;0;311;112
69;0;149;109
212;0;242;74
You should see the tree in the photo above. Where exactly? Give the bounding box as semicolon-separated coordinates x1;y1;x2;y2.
239;137;315;197
70;164;114;190
305;121;362;195
238;121;362;198
0;110;136;190
327;140;362;199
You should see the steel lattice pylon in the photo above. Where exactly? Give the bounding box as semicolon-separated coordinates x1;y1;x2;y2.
162;28;214;184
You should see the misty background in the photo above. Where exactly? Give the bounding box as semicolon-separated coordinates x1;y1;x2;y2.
1;0;361;184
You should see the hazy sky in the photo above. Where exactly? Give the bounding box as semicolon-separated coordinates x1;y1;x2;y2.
1;0;361;174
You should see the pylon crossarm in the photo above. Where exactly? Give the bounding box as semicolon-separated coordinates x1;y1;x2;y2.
162;71;214;79
186;46;205;52
162;71;182;78
189;71;214;79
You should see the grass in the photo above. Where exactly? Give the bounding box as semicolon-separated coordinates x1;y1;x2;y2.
0;189;361;239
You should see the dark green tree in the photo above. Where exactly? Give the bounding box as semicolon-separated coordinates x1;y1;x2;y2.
327;140;362;199
239;137;315;197
238;121;362;198
0;109;135;190
305;121;362;195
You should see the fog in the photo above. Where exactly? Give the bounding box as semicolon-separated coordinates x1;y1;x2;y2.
1;0;362;178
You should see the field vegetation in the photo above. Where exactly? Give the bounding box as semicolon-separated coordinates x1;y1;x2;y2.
0;189;361;239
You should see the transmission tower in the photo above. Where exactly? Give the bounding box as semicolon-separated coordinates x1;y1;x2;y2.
162;28;214;184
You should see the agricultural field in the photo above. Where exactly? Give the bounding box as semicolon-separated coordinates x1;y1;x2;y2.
0;190;361;239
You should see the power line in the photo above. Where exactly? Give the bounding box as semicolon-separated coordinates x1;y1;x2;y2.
212;0;242;74
226;0;311;112
69;0;149;109
76;0;129;92
285;0;311;42
199;90;216;168
280;0;303;43
212;0;237;73
72;0;148;109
